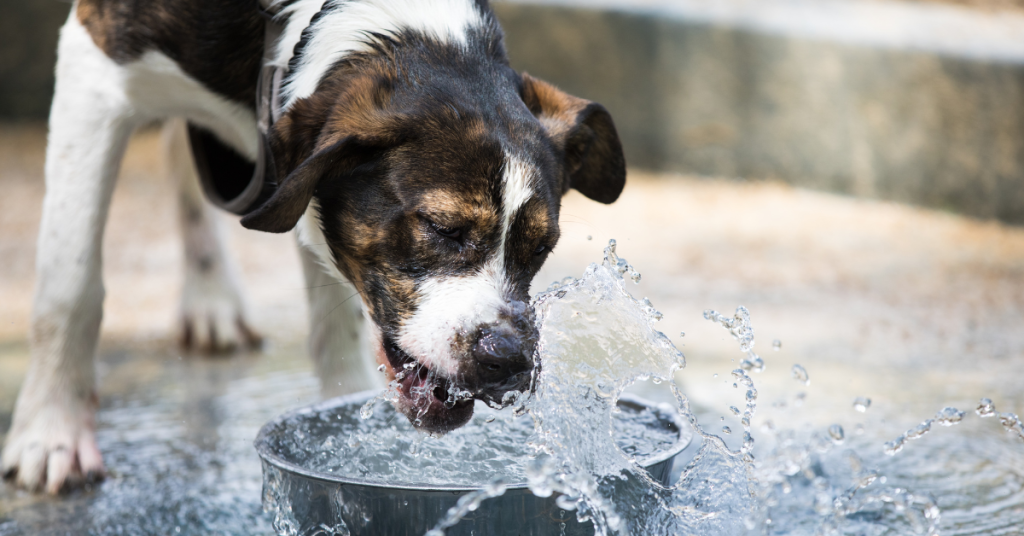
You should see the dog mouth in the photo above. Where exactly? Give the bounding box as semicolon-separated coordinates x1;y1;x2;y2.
383;339;475;433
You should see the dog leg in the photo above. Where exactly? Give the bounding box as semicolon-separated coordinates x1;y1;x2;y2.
163;118;261;353
1;18;136;493
298;243;381;398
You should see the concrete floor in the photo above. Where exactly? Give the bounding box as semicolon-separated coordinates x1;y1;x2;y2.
1;124;1023;533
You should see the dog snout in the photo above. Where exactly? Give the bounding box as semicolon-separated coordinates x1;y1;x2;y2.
473;327;532;382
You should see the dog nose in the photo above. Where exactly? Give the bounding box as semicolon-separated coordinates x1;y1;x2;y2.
472;328;533;385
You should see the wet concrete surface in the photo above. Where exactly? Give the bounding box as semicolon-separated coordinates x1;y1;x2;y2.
1;125;1023;534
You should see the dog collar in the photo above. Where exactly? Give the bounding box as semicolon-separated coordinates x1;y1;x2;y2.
187;5;285;216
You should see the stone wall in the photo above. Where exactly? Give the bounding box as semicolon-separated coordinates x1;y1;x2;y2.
494;2;1024;223
0;0;69;119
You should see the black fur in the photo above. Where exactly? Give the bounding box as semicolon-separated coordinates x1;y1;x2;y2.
77;0;264;107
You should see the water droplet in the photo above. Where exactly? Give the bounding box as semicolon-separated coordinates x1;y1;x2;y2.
976;398;995;418
729;406;741;416
791;364;810;386
484;415;496;423
722;426;732;434
679;331;685;338
828;424;845;443
884;435;906;456
712;373;718;378
997;412;1024;439
795;392;806;407
586;235;592;241
934;406;964;426
359;403;374;420
853;397;871;413
377;363;386;373
742;432;755;453
907;420;932;439
772;339;781;351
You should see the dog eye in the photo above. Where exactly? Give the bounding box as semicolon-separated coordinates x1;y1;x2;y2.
429;221;462;240
534;244;547;256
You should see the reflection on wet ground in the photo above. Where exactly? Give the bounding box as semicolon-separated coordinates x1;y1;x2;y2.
0;341;321;535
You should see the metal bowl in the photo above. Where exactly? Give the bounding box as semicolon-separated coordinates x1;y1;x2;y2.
255;390;692;536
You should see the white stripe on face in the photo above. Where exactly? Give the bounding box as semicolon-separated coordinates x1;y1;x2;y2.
396;153;536;374
276;0;485;110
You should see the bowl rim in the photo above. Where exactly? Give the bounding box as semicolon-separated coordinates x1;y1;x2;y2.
254;389;693;492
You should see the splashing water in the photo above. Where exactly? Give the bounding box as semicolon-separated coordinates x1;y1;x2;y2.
791;364;810;386
884;407;967;456
853;397;872;413
465;241;1023;535
260;240;1024;536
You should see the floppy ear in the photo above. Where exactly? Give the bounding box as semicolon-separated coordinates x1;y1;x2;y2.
520;73;625;204
240;137;359;233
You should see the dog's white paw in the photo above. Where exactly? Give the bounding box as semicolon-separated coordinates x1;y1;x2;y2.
179;268;261;353
2;394;104;494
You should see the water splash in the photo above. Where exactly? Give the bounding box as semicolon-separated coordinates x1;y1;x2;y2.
425;479;509;536
853;397;871;413
791;364;810;386
972;398;1024;441
257;240;1024;536
703;306;764;372
884;406;966;456
428;241;956;535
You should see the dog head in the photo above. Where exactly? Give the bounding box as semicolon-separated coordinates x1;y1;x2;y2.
241;22;624;433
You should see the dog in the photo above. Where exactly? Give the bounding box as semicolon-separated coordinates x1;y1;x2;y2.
1;0;625;494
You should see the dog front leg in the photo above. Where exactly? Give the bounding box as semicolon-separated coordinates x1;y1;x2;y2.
163;118;261;353
1;18;136;493
297;243;381;398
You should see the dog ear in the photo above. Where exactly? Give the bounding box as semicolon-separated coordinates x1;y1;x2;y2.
520;73;625;204
240;137;360;233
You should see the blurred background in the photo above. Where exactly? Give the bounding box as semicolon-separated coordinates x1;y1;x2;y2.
1;0;1023;534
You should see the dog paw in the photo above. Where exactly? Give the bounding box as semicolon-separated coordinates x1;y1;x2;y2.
179;272;262;353
2;396;104;494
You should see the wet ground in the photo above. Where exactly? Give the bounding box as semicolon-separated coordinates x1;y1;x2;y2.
1;125;1023;534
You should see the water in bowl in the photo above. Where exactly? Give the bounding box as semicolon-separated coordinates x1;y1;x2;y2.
261;393;681;488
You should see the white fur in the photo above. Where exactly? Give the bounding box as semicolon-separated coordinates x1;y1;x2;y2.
297;240;381;397
397;154;537;376
163;119;260;351
276;0;485;109
3;15;137;493
295;201;347;283
397;260;508;376
499;154;535;247
127;52;258;159
267;0;324;70
4;15;261;493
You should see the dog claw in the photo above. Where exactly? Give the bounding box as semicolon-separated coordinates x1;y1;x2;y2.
179;310;261;354
2;394;104;494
